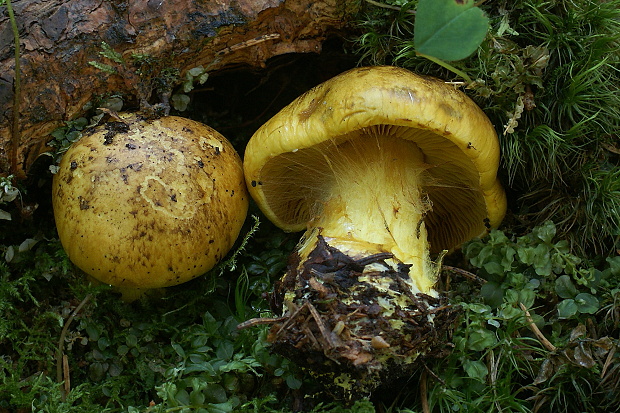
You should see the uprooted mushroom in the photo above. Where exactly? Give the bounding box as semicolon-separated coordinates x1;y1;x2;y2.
52;113;248;301
241;66;507;398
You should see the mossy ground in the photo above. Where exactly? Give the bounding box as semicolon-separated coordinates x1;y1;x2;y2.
1;0;620;411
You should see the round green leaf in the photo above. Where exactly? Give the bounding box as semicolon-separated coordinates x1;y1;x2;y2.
555;275;578;299
467;327;497;351
463;359;488;381
558;299;578;319
414;0;489;61
574;293;599;314
480;282;504;308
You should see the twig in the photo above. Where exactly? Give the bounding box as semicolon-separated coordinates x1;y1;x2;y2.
442;265;486;284
519;303;556;352
307;301;337;349
236;315;287;330
62;355;70;396
365;0;415;14
56;294;92;401
274;301;309;336
420;369;430;413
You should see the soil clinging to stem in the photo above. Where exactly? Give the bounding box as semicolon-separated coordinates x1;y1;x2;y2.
266;235;461;399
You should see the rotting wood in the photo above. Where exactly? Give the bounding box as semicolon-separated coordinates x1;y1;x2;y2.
0;0;358;178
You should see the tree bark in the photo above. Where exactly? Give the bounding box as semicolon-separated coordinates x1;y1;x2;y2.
0;0;357;178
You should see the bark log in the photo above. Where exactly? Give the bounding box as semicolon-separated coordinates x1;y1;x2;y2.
0;0;357;178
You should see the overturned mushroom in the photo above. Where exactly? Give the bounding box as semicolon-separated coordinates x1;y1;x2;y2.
53;113;248;300
242;66;506;398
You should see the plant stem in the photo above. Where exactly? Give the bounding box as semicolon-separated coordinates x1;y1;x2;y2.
56;294;92;401
416;52;473;84
365;0;415;14
6;0;21;176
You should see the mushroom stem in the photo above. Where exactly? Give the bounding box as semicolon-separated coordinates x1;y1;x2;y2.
296;131;437;295
265;131;461;398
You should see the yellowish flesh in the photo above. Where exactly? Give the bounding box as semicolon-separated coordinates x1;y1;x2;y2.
296;133;437;295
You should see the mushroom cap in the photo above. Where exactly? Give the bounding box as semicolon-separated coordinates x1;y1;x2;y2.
53;113;248;289
244;66;506;252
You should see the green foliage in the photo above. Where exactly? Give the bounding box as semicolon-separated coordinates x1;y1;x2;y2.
88;42;125;74
46;117;89;169
172;66;211;112
414;0;489;62
464;221;608;319
423;221;620;412
355;0;620;255
0;175;19;220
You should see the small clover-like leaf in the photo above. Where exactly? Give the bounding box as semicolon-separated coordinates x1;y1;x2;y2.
480;282;504;308
574;293;599;314
467;327;497;351
558;299;578;319
172;93;191;111
414;0;489;61
463;359;488;381
555;275;578;299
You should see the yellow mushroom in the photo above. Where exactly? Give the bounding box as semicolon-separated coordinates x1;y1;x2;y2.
53;113;248;300
243;66;506;397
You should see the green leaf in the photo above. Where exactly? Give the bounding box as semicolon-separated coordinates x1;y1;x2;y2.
533;220;556;244
574;293;599;314
206;402;234;413
88;61;117;74
555;275;578;299
204;384;228;404
518;288;536;308
463;359;488;381
172;94;191;111
99;41;124;64
606;256;620;276
414;0;489;61
483;260;504;276
188;66;205;77
480;282;504;308
285;374;302;389
467;327;497;351
558;299;578;318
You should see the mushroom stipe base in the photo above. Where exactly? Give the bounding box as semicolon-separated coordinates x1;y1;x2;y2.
266;236;461;399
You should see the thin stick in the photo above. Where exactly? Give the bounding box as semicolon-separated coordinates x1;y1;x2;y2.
519;303;556;352
420;369;430;413
365;0;415;14
307;301;336;349
274;302;309;336
236;315;287;330
442;265;486;284
62;355;70;396
56;294;92;401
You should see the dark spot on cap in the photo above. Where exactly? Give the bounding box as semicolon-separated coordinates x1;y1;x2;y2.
70;161;78;170
127;162;143;171
126;143;137;150
215;147;221;155
197;160;204;168
251;180;257;187
170;194;177;202
78;196;90;210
